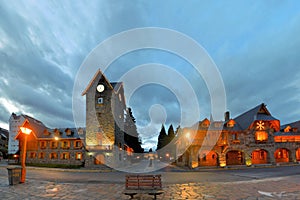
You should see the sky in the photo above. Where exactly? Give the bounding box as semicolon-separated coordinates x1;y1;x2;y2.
1;1;300;150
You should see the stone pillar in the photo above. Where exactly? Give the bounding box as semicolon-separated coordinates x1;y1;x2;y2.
290;149;296;163
269;150;276;164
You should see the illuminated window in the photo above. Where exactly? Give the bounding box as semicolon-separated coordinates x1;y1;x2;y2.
39;152;45;159
40;141;46;149
74;140;82;148
284;126;291;133
61;141;70;149
50;141;58;149
227;120;235;127
50;152;57;159
61;152;70;160
76;152;82;160
255;131;268;142
29;152;36;158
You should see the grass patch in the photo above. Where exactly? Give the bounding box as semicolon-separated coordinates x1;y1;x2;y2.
25;163;82;169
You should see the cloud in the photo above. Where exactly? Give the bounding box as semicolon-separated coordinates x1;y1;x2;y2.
1;1;300;150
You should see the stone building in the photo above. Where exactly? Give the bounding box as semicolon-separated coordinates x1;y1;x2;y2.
8;114;25;155
10;70;135;168
82;69;132;168
0;127;8;159
176;103;300;168
12;113;86;166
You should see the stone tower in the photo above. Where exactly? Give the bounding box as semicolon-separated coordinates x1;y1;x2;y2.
82;69;126;166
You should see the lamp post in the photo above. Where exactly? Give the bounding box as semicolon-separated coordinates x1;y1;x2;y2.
19;127;32;183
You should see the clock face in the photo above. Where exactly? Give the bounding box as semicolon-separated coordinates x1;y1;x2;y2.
97;84;105;93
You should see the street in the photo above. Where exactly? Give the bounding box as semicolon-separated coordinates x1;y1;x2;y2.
0;161;300;199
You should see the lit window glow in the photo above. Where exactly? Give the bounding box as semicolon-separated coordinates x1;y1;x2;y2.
20;127;32;135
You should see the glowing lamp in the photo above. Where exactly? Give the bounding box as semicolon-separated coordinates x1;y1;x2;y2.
185;132;190;139
20;127;32;135
220;162;226;167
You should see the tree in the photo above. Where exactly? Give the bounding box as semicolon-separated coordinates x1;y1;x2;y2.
156;124;167;150
167;124;175;144
124;108;144;153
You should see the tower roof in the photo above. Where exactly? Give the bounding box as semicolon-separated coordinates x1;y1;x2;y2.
81;69;123;96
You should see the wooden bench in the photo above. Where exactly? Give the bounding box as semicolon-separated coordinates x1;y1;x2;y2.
123;174;164;199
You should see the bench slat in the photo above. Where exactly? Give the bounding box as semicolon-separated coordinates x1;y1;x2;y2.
124;174;163;199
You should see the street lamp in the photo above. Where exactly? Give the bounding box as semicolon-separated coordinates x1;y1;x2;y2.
20;126;32;183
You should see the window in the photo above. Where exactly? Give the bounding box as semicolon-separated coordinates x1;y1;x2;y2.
74;140;82;148
40;141;46;149
202;154;206;161
29;152;36;159
50;141;58;149
61;141;70;149
50;152;57;159
76;152;82;160
39;152;45;159
61;152;70;160
97;97;103;104
255;131;268;142
232;133;238;140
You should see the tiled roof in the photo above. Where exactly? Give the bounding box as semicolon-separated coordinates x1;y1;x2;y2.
21;115;85;140
281;120;300;130
274;131;300;136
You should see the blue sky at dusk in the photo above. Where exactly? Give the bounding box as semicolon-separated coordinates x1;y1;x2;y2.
1;1;300;150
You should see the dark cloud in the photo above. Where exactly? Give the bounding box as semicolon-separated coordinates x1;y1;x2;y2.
1;1;300;150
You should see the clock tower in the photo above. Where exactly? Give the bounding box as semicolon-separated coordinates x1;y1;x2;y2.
82;69;126;166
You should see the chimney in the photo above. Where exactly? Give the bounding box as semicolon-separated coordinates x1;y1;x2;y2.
225;111;230;121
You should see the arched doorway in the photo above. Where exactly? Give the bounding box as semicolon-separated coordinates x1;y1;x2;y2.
274;148;291;163
226;150;244;165
94;154;105;165
296;148;300;161
251;149;269;164
198;151;218;167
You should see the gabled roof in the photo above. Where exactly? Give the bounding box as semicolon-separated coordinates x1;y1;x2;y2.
223;119;243;131
15;114;85;140
81;69;124;96
234;103;278;130
82;69;113;96
281;120;300;130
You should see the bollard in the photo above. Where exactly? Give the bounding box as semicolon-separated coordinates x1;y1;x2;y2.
7;167;22;185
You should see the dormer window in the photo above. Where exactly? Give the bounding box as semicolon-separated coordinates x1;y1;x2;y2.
284;126;291;133
201;119;210;128
65;128;72;136
54;128;61;137
227;120;235;128
43;129;50;136
292;128;298;133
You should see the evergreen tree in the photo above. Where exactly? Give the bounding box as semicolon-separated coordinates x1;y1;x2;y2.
156;124;167;150
124;108;144;153
167;124;175;144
